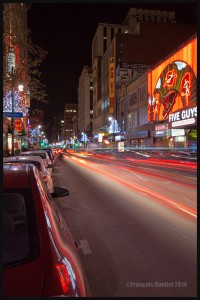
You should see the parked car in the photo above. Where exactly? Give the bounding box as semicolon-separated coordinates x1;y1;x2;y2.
37;148;55;168
3;163;92;297
19;150;53;173
3;156;54;193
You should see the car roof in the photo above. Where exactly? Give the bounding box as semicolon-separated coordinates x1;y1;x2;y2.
20;150;48;155
20;151;49;159
38;148;52;152
4;155;44;163
37;149;54;157
3;156;46;172
3;163;38;188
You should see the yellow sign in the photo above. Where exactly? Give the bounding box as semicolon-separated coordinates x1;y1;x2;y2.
109;57;115;113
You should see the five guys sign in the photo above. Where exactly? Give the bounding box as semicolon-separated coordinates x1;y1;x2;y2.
168;106;197;128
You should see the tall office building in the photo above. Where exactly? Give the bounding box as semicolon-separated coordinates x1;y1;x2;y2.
92;22;131;135
78;66;93;138
64;103;78;141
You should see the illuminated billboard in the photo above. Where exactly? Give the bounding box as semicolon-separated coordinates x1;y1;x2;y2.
148;36;197;124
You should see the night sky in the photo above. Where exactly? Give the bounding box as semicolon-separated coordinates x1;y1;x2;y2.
27;2;197;136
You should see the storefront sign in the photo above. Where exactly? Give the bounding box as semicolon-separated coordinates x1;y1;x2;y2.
168;106;197;128
3;112;23;118
98;133;103;142
118;142;124;152
155;130;166;136
155;124;168;136
170;129;185;136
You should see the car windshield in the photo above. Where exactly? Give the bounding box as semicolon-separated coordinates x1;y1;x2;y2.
38;149;53;160
22;160;42;171
33;153;46;159
46;151;53;160
3;188;40;267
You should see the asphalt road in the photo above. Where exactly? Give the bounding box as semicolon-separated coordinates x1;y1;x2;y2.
52;153;197;297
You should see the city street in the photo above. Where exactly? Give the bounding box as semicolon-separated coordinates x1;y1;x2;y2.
3;3;197;297
52;152;197;297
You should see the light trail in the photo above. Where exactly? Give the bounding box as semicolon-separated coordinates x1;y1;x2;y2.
64;155;197;220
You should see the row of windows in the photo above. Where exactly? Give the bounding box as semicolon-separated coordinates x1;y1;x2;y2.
127;106;148;128
65;109;77;113
103;26;123;53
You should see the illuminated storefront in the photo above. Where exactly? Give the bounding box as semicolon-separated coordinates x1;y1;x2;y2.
147;34;197;148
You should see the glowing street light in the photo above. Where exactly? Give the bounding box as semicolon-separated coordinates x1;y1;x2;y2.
108;116;113;121
18;84;24;92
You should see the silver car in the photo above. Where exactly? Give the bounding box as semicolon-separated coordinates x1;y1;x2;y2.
19;151;53;174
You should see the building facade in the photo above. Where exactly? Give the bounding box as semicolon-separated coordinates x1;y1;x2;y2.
78;66;93;143
92;22;132;135
3;3;29;155
64;103;78;142
97;18;196;146
91;7;179;141
117;34;197;149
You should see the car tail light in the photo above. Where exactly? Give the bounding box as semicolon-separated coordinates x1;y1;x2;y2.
55;264;71;294
43;262;83;297
43;175;48;183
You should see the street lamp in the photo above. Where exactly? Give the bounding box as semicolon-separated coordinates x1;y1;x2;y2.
108;116;113;122
11;66;15;156
18;84;24;92
37;125;41;146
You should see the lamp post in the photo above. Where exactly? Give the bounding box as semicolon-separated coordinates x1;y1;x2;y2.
11;66;15;156
82;132;86;148
37;125;41;146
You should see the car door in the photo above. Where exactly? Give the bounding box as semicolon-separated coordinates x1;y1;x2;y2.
3;259;45;296
3;188;45;297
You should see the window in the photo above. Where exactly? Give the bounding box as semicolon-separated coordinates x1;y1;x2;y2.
111;27;114;40
129;92;137;106
103;26;107;53
23;160;42;171
3;188;40;266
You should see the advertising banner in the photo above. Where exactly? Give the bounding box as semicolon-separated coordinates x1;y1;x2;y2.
109;57;115;114
148;36;197;125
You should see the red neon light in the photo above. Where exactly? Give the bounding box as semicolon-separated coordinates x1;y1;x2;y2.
153;92;161;121
163;69;177;88
181;72;191;106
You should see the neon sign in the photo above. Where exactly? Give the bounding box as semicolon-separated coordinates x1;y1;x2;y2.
168;106;197;128
163;70;177;88
181;72;191;106
148;36;197;122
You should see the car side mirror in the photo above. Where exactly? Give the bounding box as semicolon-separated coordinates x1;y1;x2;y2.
51;187;69;198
